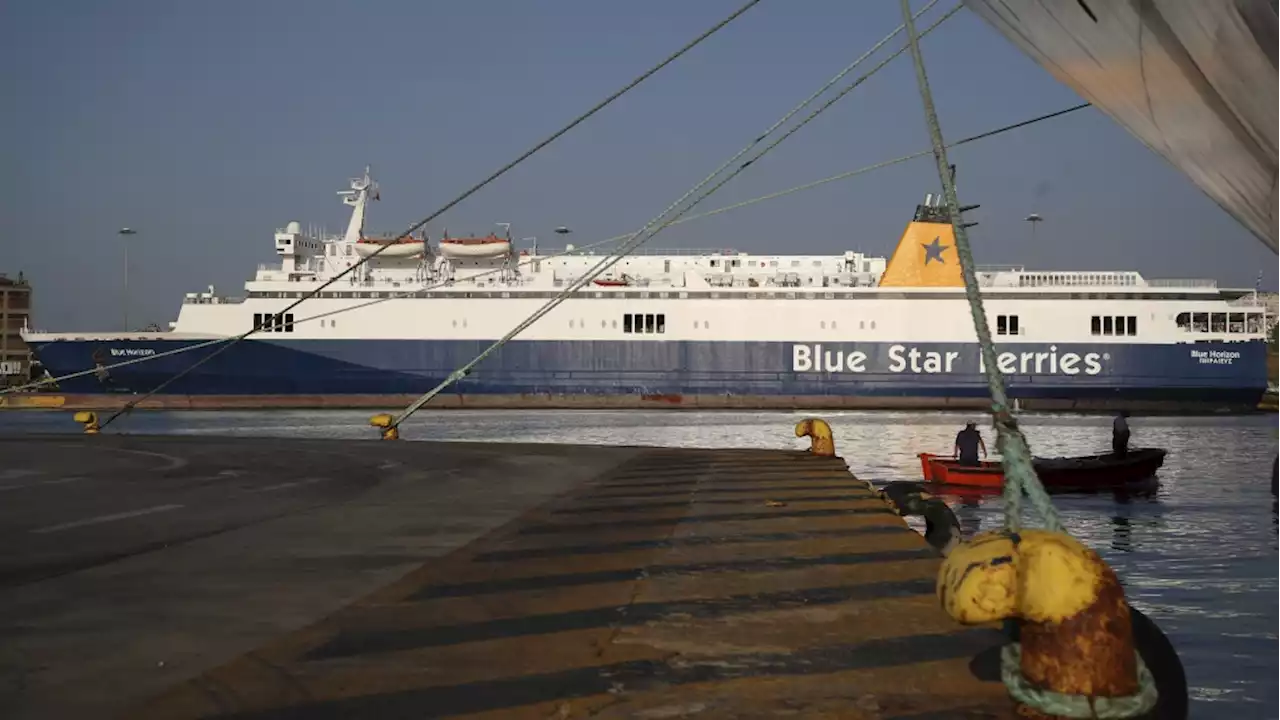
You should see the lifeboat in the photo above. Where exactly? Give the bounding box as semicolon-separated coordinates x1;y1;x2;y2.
438;233;512;259
592;277;630;287
354;236;427;259
917;449;1166;491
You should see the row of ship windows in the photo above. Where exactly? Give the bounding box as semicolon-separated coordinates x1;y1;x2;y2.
989;312;1261;338
623;313;665;334
995;314;1021;336
567;316;887;332
249;311;1258;337
236;290;1213;301
1091;315;1138;336
1176;311;1265;334
252;312;296;332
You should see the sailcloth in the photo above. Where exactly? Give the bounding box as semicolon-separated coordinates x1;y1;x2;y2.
964;0;1278;252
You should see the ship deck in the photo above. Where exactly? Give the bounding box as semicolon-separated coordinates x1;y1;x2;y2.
0;433;1016;718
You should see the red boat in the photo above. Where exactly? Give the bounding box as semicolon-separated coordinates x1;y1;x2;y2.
918;449;1166;490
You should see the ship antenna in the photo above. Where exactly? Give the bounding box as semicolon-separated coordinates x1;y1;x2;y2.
340;166;376;245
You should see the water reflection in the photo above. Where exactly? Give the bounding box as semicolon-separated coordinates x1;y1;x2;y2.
1272;500;1277;551
1271;455;1278;550
950;494;984;538
0;409;1275;717
1114;495;1142;552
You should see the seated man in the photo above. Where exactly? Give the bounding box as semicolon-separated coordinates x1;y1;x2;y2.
953;422;987;467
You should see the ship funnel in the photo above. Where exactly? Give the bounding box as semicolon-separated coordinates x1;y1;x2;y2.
877;203;966;288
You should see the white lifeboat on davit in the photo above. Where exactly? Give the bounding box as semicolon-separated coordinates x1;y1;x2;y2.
354;235;427;259
439;233;512;259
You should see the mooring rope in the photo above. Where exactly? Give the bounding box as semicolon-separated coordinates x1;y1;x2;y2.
384;2;961;432
895;1;1154;717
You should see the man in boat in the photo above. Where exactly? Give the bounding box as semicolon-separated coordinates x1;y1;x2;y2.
952;422;987;467
1112;410;1131;458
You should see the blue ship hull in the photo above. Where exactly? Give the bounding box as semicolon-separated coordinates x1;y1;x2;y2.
25;338;1269;407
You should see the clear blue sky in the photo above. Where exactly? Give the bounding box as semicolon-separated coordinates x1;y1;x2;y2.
2;0;1275;331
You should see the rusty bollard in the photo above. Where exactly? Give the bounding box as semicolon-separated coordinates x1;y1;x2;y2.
73;410;100;435
369;413;400;441
794;417;835;457
938;529;1157;719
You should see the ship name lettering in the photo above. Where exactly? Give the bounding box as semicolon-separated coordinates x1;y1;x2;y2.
1189;349;1240;365
109;348;156;358
792;344;868;373
976;345;1102;376
791;344;1104;376
886;345;959;373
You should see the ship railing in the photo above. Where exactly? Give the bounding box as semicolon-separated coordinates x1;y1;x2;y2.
182;295;245;305
355;276;438;287
536;246;742;257
1146;278;1218;288
977;273;1032;287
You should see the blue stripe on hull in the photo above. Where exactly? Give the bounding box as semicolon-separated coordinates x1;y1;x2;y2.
27;338;1269;403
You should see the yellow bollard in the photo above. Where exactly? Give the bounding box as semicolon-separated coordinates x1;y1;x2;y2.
73;410;100;434
368;413;399;440
794;417;835;457
938;529;1149;717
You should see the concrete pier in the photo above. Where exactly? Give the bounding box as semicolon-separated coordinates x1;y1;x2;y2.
0;434;1014;719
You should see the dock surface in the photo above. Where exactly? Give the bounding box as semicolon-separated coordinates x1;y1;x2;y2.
0;434;1013;719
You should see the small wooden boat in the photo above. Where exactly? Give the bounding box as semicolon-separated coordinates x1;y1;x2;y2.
918;449;1166;490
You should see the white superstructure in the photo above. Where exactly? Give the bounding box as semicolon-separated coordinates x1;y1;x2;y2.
134;168;1265;349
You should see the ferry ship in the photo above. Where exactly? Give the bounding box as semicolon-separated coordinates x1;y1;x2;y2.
21;169;1272;410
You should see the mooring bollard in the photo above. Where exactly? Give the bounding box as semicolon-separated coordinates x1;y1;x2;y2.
938;529;1161;719
368;413;399;440
73;410;100;435
794;417;835;457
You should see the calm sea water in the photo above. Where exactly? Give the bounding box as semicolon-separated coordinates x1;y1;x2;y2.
2;409;1276;716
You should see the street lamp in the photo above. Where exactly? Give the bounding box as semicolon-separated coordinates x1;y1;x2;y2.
118;228;137;331
1024;213;1043;242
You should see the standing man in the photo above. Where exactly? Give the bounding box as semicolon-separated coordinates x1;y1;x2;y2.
1112;411;1131;457
953;422;987;467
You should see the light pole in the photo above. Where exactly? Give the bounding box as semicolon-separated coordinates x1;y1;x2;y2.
118;228;137;331
1024;213;1043;243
